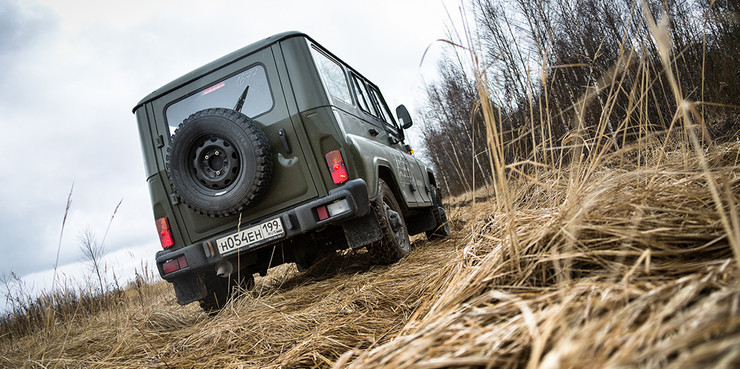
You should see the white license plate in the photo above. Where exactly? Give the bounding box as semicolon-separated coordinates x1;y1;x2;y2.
216;218;285;255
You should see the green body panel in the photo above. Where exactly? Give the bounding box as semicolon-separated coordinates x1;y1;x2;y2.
279;37;331;114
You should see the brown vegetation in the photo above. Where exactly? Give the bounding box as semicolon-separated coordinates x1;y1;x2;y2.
420;0;739;196
2;0;739;367
1;136;738;368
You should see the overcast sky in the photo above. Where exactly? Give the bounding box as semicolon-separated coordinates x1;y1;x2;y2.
0;0;461;298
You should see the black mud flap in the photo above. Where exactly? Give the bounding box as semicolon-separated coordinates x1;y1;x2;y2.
172;272;208;305
342;211;383;249
405;208;436;236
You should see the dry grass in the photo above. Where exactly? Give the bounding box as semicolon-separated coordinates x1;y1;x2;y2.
2;3;738;367
1;138;738;368
346;138;740;369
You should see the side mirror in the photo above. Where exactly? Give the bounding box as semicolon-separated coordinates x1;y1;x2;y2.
396;104;413;129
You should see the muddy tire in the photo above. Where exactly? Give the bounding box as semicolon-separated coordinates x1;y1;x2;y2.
167;108;272;217
425;185;450;240
367;180;410;264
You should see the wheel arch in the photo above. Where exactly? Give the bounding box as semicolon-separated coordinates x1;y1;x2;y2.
375;163;409;215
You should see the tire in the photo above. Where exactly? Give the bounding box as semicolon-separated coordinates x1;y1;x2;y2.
199;272;255;314
167;108;272;217
367;180;411;264
425;185;450;240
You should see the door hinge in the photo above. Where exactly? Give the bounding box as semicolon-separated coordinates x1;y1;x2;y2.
155;135;165;148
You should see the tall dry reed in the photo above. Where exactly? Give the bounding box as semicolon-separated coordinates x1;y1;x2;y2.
1;1;738;368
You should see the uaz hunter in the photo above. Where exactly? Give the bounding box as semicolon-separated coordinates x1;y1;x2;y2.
133;32;449;312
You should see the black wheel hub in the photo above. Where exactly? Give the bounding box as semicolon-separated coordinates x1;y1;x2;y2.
192;136;240;190
387;206;402;232
383;198;410;254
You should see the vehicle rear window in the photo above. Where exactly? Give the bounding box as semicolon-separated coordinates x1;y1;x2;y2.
165;64;273;134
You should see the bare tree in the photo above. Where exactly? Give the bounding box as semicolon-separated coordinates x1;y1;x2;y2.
79;227;105;294
419;0;739;193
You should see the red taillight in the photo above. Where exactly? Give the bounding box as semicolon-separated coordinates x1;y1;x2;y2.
162;255;188;275
316;205;329;221
156;217;174;249
325;150;349;184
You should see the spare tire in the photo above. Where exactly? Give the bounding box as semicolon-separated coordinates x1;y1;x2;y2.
167;108;272;217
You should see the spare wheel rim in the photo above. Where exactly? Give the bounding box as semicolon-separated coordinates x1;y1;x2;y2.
191;135;240;191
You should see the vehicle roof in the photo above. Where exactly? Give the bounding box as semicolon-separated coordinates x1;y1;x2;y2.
132;31;307;113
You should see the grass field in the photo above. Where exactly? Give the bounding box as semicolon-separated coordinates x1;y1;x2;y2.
2;3;739;367
1;134;738;368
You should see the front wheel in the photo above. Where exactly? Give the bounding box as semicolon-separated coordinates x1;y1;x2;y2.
367;180;410;264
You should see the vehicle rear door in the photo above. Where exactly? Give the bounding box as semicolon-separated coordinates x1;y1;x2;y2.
152;47;319;239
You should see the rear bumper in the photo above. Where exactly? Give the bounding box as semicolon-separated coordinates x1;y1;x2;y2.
155;178;369;280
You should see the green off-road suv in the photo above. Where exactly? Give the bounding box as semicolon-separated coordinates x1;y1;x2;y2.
133;32;449;311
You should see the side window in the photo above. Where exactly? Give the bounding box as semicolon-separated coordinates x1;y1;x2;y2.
368;85;401;136
311;46;352;105
350;74;379;117
369;86;393;124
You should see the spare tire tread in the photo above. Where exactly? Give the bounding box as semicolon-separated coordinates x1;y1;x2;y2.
167;108;272;217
